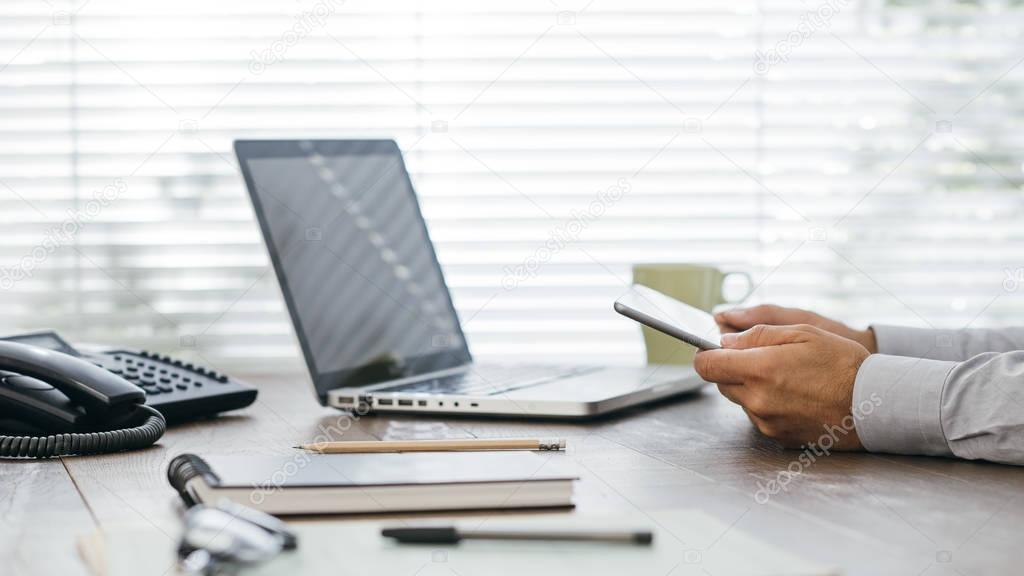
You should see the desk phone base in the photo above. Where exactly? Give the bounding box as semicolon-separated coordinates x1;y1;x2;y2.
1;331;257;424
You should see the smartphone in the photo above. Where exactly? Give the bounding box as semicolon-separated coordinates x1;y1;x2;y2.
614;284;722;350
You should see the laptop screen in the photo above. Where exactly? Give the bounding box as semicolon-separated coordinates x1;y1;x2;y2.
236;140;471;402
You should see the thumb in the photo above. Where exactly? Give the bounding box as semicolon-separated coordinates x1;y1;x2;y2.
718;305;779;330
720;324;805;350
716;308;754;330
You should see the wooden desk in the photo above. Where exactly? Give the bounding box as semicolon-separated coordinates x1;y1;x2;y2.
4;375;1022;575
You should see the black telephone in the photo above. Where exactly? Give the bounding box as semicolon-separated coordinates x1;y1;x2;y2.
0;340;166;458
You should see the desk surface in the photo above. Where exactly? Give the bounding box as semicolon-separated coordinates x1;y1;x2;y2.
4;374;1023;576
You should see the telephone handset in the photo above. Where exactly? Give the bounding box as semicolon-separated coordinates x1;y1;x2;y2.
0;341;166;458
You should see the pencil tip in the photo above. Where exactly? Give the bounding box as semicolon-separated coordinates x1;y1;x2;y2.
292;446;303;449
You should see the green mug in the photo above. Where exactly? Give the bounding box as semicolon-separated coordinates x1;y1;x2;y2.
632;263;753;365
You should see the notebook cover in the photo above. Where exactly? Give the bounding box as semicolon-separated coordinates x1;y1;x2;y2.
170;451;576;490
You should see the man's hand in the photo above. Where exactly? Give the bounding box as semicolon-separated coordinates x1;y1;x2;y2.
694;324;870;450
715;304;877;353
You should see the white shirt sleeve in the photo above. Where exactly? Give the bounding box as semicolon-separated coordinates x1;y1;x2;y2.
872;324;1024;361
853;326;1024;465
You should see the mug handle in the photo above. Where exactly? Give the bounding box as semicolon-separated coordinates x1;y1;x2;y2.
720;271;754;304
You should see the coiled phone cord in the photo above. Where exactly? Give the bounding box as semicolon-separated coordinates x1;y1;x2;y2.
0;404;166;458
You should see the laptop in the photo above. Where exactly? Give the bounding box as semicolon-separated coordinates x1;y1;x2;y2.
235;139;704;418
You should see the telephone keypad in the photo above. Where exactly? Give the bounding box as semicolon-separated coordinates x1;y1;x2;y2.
86;349;257;423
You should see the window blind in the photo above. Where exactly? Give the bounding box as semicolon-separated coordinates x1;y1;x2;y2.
1;0;1022;374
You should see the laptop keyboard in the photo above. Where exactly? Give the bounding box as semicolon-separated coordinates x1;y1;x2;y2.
376;365;603;397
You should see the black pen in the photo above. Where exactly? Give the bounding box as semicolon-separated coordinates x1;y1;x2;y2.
381;526;653;545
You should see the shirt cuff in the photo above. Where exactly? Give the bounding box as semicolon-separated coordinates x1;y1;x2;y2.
870;324;964;361
853;354;956;457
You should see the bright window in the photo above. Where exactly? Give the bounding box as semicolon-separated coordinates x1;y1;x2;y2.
1;0;1022;372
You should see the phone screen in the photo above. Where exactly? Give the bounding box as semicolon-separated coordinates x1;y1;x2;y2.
614;285;722;350
0;332;81;357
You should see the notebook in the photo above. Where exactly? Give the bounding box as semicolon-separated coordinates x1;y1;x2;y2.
167;451;577;515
